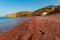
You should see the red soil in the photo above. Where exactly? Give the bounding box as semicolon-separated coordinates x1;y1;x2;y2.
0;15;60;40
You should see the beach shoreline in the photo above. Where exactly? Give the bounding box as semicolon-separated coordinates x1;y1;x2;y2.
0;15;60;40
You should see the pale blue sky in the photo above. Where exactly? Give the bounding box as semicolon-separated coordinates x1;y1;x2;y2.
0;0;60;17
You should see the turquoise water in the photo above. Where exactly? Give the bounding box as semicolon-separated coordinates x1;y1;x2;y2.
0;17;30;33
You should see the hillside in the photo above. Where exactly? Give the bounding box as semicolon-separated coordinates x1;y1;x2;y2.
5;5;60;17
34;5;60;16
16;11;34;17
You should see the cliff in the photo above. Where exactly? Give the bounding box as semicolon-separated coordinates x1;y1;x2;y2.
5;11;34;17
5;12;17;17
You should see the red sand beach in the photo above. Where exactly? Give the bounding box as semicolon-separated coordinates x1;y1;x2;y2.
0;15;60;40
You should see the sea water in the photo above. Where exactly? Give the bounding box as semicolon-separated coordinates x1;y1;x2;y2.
0;17;30;33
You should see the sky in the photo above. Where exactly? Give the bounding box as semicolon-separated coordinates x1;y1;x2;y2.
0;0;60;17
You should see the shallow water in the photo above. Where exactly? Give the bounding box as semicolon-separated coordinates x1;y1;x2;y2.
0;17;30;33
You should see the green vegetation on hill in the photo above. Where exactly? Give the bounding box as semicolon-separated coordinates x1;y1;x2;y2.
54;5;60;12
5;5;60;17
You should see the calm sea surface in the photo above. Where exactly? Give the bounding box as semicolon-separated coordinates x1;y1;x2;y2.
0;17;30;33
